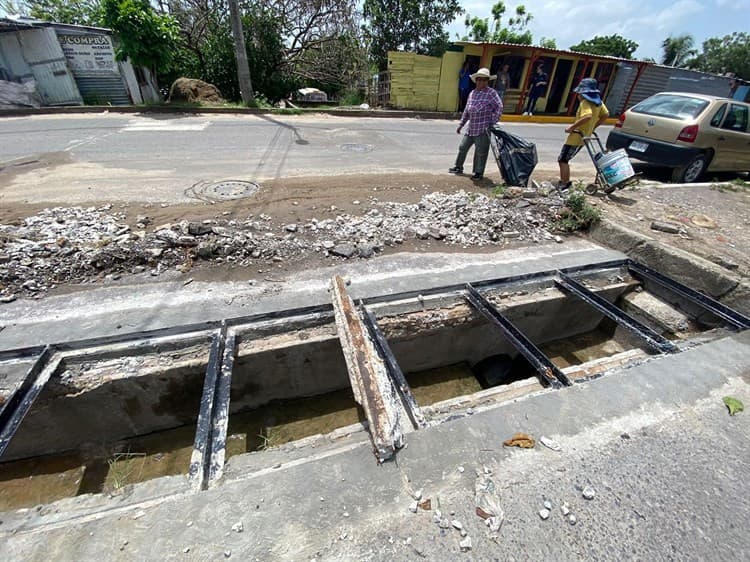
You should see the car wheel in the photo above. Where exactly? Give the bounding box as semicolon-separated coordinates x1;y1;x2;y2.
672;154;708;183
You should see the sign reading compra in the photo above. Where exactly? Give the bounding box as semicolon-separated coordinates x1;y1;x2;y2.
57;34;117;74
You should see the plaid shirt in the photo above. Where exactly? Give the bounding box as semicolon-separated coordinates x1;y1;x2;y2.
459;87;503;136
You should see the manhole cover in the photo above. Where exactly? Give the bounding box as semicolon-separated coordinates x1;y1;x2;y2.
339;143;374;153
186;180;261;202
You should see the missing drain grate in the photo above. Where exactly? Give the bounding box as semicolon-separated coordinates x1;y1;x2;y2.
339;143;374;153
186;180;261;202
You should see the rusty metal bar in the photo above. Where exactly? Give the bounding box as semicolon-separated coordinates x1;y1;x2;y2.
331;275;405;461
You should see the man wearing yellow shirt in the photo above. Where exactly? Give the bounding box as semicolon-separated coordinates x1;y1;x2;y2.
557;78;609;191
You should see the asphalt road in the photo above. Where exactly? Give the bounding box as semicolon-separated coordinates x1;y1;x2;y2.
0;113;610;204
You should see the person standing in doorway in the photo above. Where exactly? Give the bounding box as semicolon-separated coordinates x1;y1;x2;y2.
449;68;503;181
458;60;472;111
556;77;609;191
495;63;511;102
522;64;548;115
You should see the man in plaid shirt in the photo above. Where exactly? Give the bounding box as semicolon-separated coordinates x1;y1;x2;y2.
449;67;503;180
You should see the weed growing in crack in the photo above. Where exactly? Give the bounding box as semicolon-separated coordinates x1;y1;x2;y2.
554;192;600;232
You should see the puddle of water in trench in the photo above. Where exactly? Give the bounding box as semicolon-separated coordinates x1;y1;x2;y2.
225;387;366;457
541;327;636;368
407;362;483;406
0;424;196;511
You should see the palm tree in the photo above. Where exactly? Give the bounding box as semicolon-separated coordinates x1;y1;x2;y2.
661;34;697;67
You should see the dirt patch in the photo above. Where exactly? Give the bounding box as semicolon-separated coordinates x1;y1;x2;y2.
596;182;750;276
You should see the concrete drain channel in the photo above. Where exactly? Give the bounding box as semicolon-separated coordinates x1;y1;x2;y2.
0;260;748;513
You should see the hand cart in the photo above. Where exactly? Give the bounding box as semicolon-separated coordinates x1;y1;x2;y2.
574;130;639;195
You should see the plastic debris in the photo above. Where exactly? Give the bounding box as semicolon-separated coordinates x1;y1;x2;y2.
475;474;504;541
503;432;536;448
539;435;562;451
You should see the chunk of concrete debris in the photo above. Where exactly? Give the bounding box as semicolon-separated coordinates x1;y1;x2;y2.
539;508;550;520
650;220;681;234
568;514;577;525
459;537;472;552
503;432;535;448
409;501;419;513
539;435;562;452
331;243;357;258
582;486;596;500
231;521;244;533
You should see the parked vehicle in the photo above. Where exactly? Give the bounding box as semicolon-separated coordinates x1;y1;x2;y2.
606;92;750;182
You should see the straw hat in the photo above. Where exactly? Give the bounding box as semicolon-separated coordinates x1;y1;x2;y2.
470;67;496;83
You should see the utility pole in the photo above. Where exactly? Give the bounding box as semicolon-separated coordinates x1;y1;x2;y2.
228;0;254;103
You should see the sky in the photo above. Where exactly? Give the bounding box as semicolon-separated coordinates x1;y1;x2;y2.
2;0;747;62
450;0;750;61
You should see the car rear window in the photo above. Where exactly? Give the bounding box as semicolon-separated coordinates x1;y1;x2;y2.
631;94;710;120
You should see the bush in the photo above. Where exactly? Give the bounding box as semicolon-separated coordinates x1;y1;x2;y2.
555;191;600;231
340;89;364;106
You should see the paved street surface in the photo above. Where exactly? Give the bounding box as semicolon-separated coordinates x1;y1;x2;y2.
0;114;607;204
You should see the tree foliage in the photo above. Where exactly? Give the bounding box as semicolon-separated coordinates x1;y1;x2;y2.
687;32;750;80
159;1;363;102
461;1;532;45
1;0;102;26
101;0;179;74
362;0;463;70
569;34;638;59
660;34;696;67
538;36;556;49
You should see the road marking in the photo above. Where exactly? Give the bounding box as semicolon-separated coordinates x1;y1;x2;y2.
121;118;211;132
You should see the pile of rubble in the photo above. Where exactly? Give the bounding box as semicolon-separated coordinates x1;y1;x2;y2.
0;190;567;299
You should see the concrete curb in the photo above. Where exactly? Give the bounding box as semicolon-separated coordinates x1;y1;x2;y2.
589;218;750;315
0;104;619;125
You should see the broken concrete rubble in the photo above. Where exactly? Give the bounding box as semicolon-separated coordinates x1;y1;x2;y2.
0;190;568;299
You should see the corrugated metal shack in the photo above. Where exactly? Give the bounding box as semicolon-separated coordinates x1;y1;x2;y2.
384;41;736;115
0;15;160;108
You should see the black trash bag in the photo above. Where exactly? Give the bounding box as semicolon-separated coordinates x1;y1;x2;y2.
489;124;538;187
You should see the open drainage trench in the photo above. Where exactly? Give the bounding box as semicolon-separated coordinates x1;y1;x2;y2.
0;261;746;513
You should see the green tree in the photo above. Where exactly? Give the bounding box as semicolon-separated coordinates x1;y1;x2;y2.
164;3;295;102
362;0;463;70
1;0;101;25
687;32;750;79
461;2;533;45
538;36;556;49
570;34;638;59
660;34;696;67
101;0;179;78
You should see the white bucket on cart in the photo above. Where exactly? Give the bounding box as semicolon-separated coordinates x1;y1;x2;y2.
595;149;635;187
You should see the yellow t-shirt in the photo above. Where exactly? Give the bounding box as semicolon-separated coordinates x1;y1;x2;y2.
566;100;610;146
